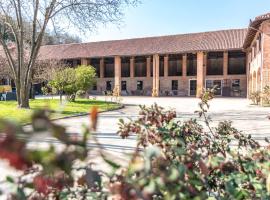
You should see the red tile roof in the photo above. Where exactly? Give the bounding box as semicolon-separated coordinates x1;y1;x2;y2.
243;13;270;49
39;29;247;60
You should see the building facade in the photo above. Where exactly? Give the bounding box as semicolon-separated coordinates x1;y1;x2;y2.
8;12;270;98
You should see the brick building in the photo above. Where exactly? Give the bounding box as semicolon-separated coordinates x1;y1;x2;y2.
3;13;270;98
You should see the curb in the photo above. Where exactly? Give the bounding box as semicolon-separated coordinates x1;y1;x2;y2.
23;103;125;126
50;104;125;121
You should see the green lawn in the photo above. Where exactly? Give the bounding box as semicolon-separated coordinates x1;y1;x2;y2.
0;99;121;124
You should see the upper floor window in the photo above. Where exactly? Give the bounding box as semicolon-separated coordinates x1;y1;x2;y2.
207;52;223;75
135;56;146;77
258;34;262;52
104;58;114;78
159;56;164;77
228;51;246;75
121;57;130;77
168;55;182;76
91;58;100;78
187;53;197;76
64;59;81;67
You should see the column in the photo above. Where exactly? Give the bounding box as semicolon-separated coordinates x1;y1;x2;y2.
147;57;151;78
182;54;187;77
223;52;228;78
114;56;121;96
130;57;135;78
81;58;89;66
196;52;204;97
152;54;159;97
164;55;169;77
100;58;104;78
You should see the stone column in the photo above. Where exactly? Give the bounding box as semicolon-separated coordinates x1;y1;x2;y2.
147;57;151;78
81;58;89;66
196;51;204;97
114;56;121;96
182;54;187;77
100;58;104;78
164;55;169;77
130;57;135;78
223;51;228;78
152;54;159;97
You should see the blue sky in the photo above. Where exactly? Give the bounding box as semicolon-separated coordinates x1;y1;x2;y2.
84;0;270;42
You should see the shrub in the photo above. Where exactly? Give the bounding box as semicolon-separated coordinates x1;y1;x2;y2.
117;89;270;199
41;86;49;96
262;85;270;105
250;91;261;105
76;90;87;98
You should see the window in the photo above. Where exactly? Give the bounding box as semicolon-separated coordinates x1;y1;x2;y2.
135;57;147;77
91;58;100;78
121;81;127;91
228;51;246;75
121;57;130;77
92;82;97;90
171;80;178;90
207;52;223;75
232;79;240;90
168;55;182;76
0;79;8;85
137;81;143;90
187;54;197;76
159;56;164;77
258;34;262;52
106;81;112;91
205;80;222;95
64;59;81;67
104;58;114;78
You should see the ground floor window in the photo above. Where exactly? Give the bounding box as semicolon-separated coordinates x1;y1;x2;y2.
0;79;8;85
137;81;143;90
106;81;112;91
121;81;127;91
92;82;97;90
206;80;222;95
232;79;240;90
171;80;178;90
189;80;197;96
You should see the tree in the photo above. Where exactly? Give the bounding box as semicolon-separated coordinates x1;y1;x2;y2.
43;32;82;45
48;67;75;104
75;65;96;94
0;0;138;108
49;65;96;103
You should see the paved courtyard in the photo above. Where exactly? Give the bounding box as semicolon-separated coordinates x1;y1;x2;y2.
55;96;270;152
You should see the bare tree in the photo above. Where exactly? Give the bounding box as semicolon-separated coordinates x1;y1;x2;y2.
0;0;138;108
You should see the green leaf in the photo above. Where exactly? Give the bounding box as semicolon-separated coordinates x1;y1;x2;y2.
6;176;14;183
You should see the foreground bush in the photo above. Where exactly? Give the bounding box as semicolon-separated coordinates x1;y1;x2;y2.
117;89;270;200
0;89;270;199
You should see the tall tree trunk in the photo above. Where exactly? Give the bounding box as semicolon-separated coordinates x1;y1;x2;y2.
18;82;30;108
60;91;63;104
15;80;21;106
